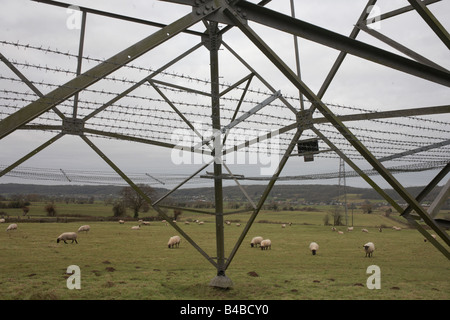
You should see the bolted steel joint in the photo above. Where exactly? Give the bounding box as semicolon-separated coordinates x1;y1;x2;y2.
62;117;85;135
193;0;218;16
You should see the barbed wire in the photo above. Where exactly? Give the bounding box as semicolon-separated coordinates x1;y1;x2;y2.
1;40;448;186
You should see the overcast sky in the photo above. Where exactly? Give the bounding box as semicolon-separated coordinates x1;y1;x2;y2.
0;0;449;191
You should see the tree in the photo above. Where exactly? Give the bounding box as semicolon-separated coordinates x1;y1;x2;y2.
119;184;155;218
361;200;373;214
112;201;127;217
173;209;182;221
45;203;57;217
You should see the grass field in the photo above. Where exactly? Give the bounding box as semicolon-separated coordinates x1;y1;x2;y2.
0;205;449;300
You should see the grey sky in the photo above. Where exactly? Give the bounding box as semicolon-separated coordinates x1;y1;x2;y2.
0;0;449;189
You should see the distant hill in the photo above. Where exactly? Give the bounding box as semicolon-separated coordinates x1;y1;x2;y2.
0;183;446;206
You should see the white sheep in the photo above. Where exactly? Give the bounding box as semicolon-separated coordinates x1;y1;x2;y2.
393;226;401;231
250;236;263;248
424;234;437;242
331;227;336;231
281;224;286;228
57;232;78;244
347;226;354;231
309;242;319;255
77;225;90;233
362;228;369;233
131;225;140;230
6;223;17;231
168;235;181;248
0;218;5;223
119;220;125;224
236;223;241;227
363;242;375;257
260;239;271;250
337;231;344;235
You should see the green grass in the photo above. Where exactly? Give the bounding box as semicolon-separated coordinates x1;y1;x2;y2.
0;207;448;300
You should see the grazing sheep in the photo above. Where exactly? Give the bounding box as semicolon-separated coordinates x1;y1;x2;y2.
6;223;17;231
393;226;401;231
131;225;140;230
250;236;263;248
184;221;190;225
0;218;5;223
309;242;319;255
362;228;369;233
281;224;286;228
347;226;354;231
337;231;344;234
119;220;125;224
260;239;271;250
168;235;181;248
77;225;90;233
363;242;375;257
198;221;204;225
225;221;231;225
236;223;241;227
424;234;437;242
57;232;78;244
331;227;336;231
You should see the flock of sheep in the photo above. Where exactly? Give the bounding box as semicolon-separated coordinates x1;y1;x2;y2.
249;224;381;257
3;218;434;258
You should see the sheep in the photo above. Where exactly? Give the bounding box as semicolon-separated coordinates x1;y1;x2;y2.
198;221;204;225
424;234;437;242
363;242;375;257
281;224;286;228
57;232;78;244
309;242;319;255
0;218;5;223
331;227;336;231
131;225;140;230
119;220;125;224
77;225;90;233
362;228;369;233
250;236;263;248
141;221;150;226
6;223;17;231
393;226;401;231
347;226;354;232
236;223;241;227
168;235;181;248
337;231;344;235
260;239;271;250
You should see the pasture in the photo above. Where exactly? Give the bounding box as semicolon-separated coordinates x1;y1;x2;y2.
0;209;448;300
